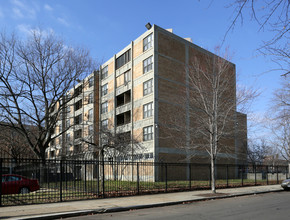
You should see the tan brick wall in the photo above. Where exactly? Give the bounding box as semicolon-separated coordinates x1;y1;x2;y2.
133;128;143;142
116;74;124;87
133;105;143;122
158;32;185;63
133;83;143;101
108;98;114;112
108;61;114;75
133;62;142;80
108;79;114;94
133;40;143;59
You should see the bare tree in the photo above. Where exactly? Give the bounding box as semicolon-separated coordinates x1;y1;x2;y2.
247;139;272;165
163;47;257;193
269;75;290;161
0;29;94;163
224;0;289;76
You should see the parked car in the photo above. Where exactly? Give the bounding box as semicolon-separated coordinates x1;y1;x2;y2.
1;174;40;195
281;178;290;190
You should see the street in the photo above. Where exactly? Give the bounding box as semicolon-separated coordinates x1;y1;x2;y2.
64;191;290;220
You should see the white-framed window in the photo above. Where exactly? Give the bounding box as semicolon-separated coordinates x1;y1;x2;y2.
143;102;153;118
143;79;153;96
88;77;93;87
143;126;153;141
124;70;131;84
101;101;108;114
101;65;108;79
143;33;153;51
88;93;93;104
143;56;153;73
88;109;93;121
101;83;108;96
101;119;108;130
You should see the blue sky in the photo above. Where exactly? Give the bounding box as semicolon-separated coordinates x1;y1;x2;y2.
0;0;284;138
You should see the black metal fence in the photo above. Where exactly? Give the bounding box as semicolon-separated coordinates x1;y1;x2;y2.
0;158;289;206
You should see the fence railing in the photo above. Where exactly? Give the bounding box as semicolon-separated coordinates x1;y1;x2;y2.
0;158;289;206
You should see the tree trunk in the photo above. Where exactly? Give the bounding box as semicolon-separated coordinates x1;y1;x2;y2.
211;156;216;193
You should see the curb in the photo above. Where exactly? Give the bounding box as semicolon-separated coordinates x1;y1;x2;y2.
8;188;284;220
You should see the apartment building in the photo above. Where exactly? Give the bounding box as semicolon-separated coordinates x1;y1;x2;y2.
47;24;247;167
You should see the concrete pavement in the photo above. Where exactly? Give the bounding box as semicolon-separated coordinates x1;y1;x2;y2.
0;185;283;220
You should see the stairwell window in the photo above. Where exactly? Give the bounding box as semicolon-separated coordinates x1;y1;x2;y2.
143;56;153;73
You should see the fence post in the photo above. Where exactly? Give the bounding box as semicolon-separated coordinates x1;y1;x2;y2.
96;161;99;196
137;162;140;195
276;166;279;184
165;163;168;193
189;163;191;190
84;161;87;192
241;166;244;186
102;159;105;198
226;165;229;188
209;165;211;188
0;158;2;207
60;160;63;202
254;165;257;186
266;166;269;185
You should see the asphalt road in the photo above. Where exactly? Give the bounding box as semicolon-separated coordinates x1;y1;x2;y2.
64;191;290;220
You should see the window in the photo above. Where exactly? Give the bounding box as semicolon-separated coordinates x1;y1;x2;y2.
74;144;81;153
74;114;82;125
88;125;93;136
74;129;82;139
143;56;153;73
143;33;153;51
88;93;93;104
101;66;108;79
74;85;82;97
88;77;93;87
143;102;153;118
101;84;108;96
143;79;153;96
88;109;93;121
66;106;71;114
101;101;108;114
66;119;70;128
74;100;82;111
124;70;131;84
116;49;131;69
59;124;62;133
101;119;108;130
66;133;71;142
143;126;153;141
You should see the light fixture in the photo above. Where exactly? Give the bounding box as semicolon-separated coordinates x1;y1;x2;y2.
145;22;152;30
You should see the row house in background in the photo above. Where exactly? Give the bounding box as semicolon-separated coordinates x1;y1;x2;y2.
47;24;247;170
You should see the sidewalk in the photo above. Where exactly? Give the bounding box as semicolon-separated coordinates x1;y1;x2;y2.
0;185;283;220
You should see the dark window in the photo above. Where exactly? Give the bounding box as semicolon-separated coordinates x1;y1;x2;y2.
88;93;93;104
74;129;82;139
116;49;131;70
116;111;131;126
101;66;108;79
101;84;108;96
101;102;108;114
74;114;82;125
74;85;82;97
116;90;131;107
101;119;108;130
74;100;82;111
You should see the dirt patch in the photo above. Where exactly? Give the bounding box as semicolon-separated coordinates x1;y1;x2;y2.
195;193;230;197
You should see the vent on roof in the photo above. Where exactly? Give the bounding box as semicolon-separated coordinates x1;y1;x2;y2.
166;28;173;33
184;38;193;43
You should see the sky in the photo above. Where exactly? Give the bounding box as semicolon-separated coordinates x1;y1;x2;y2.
0;0;285;139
